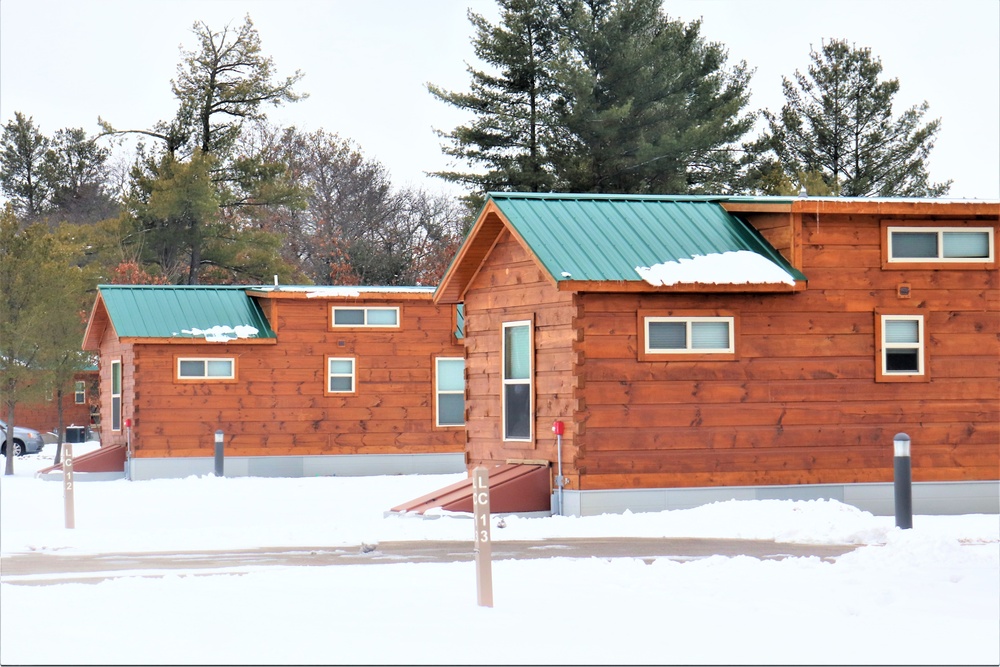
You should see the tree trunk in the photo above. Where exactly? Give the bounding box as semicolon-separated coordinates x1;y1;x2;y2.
4;400;15;475
187;221;201;285
54;387;64;465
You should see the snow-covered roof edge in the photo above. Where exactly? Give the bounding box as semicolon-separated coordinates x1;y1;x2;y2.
248;285;436;298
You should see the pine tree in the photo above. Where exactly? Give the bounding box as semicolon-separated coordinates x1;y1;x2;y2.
122;150;297;284
44;127;118;225
1;115;118;226
101;16;308;284
37;224;96;465
429;0;560;192
0;207;87;473
0;113;52;219
430;0;755;195
550;0;754;193
749;39;951;197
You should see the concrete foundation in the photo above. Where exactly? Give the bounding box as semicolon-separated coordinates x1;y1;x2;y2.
123;452;467;481
556;480;1000;517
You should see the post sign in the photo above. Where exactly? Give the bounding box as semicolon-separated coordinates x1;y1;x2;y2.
472;466;493;607
63;442;75;529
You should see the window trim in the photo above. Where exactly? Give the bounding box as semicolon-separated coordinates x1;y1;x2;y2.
882;221;996;268
502;319;534;443
111;360;121;432
325;356;357;395
434;356;465;428
175;356;237;382
638;311;738;361
330;306;400;329
875;310;930;383
74;380;86;405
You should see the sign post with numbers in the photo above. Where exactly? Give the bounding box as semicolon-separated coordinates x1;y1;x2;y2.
63;442;75;529
472;466;493;607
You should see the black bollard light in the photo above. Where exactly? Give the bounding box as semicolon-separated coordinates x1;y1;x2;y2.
215;429;225;477
893;433;912;529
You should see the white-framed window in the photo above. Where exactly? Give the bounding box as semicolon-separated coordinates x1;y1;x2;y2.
326;356;356;394
435;357;465;427
887;226;994;263
111;360;121;432
177;357;235;380
644;316;735;354
878;314;925;379
502;320;533;441
331;307;399;327
74;380;86;404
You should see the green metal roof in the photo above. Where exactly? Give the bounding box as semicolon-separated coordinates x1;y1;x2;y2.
487;192;807;284
97;285;276;340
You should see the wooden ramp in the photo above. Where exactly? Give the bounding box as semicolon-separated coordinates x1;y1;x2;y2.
36;445;127;475
390;463;552;515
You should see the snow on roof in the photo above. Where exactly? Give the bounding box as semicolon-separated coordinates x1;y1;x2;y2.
178;325;261;342
635;251;798;287
249;286;436;298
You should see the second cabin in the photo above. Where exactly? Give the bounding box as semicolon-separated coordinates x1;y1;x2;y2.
81;285;467;480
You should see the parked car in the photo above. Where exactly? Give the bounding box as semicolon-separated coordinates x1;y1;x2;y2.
0;420;46;457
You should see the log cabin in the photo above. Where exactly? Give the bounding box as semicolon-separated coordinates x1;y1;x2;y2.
431;193;999;516
80;284;466;480
13;367;98;439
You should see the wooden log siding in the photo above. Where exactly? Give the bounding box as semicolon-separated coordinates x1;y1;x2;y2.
463;229;580;479
93;338;134;449
571;211;999;491
102;295;465;458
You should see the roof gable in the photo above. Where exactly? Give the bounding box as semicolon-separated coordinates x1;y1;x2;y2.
435;193;806;303
85;285;277;343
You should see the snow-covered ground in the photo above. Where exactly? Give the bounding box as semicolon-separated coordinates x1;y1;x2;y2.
2;442;997;665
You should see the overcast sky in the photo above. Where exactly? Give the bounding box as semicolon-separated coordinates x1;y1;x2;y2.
1;0;997;199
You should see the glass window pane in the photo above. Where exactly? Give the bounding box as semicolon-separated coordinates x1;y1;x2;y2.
329;376;353;392
892;232;937;258
504;325;530;379
886;349;919;372
329;359;353;375
505;384;531;439
112;363;121;393
943;231;990;258
179;360;204;377
648;321;686;349
885;319;919;344
437;359;464;391
112;396;121;430
366;309;398;325
206;360;233;377
691;321;730;349
333;309;365;325
438;394;464;426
